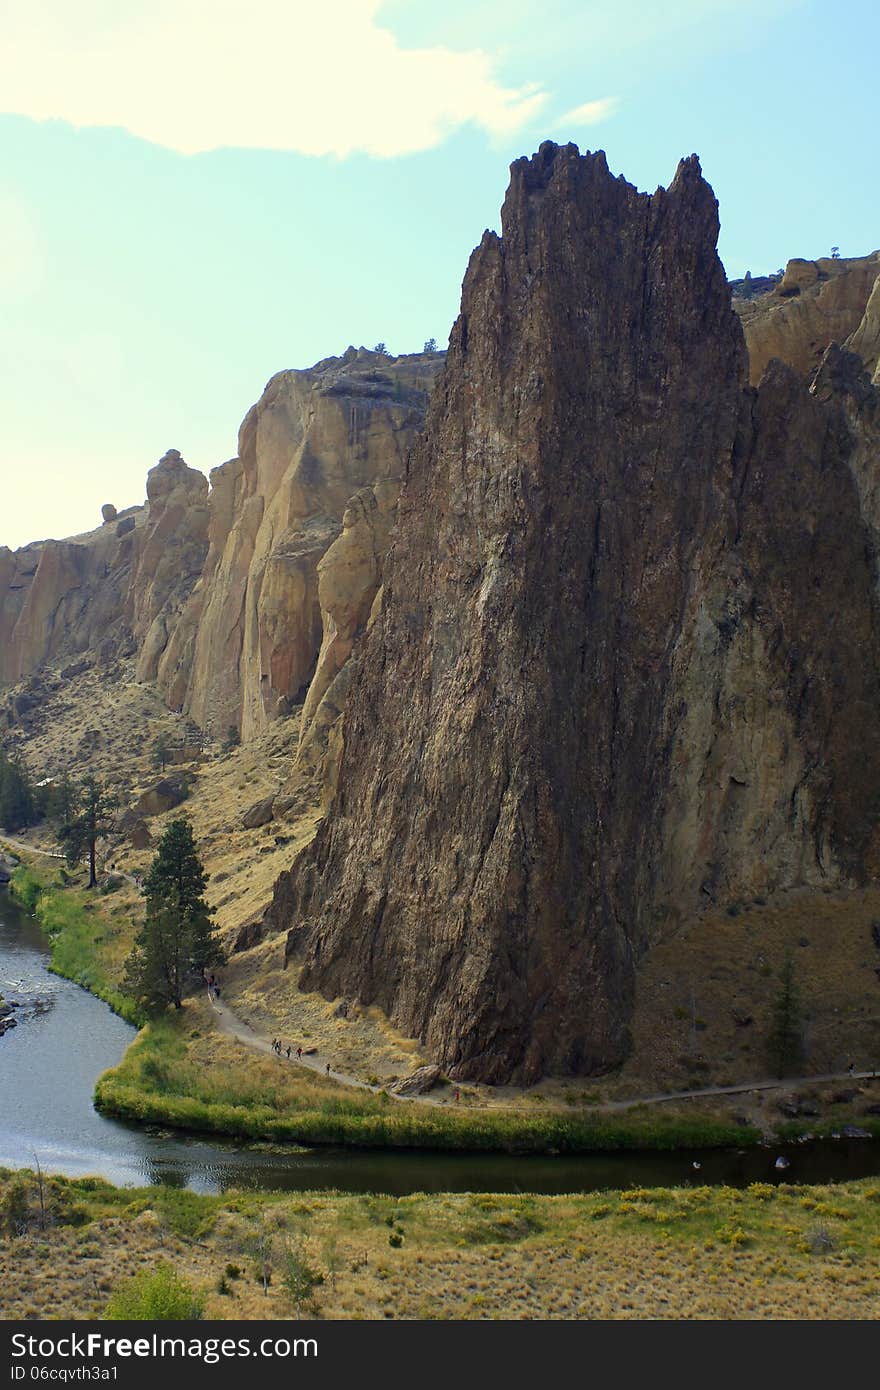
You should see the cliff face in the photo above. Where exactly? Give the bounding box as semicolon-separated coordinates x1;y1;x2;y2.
0;510;145;685
1;353;441;754
157;350;442;741
0;449;210;692
266;144;880;1084
738;252;880;386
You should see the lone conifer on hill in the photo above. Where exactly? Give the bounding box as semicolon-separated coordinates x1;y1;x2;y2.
124;817;224;1011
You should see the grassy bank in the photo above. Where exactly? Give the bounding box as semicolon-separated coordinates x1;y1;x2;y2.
95;1004;762;1153
6;855;877;1156
3;1166;880;1319
8;862;144;1025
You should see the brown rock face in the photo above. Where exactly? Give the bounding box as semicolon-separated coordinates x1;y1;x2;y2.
164;351;441;740
0;517;144;686
0;450;209;692
129;450;211;683
266;144;880;1084
295;478;399;790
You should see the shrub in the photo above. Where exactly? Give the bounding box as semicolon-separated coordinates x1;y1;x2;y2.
282;1237;323;1312
9;867;43;913
104;1264;205;1320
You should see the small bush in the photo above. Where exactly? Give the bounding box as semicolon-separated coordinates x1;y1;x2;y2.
104;1264;205;1320
805;1224;835;1255
282;1236;323;1311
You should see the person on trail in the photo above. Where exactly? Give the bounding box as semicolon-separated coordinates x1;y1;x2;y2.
286;1046;291;1059
326;1062;331;1075
271;1038;277;1050
848;1060;856;1075
297;1046;302;1060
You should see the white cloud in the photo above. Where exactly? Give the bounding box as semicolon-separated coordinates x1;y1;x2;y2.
0;1;547;157
555;97;618;129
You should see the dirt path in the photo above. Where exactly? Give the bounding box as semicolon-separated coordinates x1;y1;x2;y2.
0;835;65;861
0;835;141;891
207;991;443;1105
209;989;879;1114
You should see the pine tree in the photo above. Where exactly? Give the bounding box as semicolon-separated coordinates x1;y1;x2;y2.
45;772;77;830
58;776;118;888
151;733;171;772
0;751;36;832
124;819;224;1011
767;952;805;1078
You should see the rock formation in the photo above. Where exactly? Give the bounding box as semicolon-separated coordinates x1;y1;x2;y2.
0;514;144;686
266;143;880;1084
160;350;441;741
128;450;210;683
294;477;399;793
0;356;440;750
738;251;880;385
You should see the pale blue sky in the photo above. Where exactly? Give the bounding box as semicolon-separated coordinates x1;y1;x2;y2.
1;0;876;548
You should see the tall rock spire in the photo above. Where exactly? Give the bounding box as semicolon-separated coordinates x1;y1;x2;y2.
266;144;880;1083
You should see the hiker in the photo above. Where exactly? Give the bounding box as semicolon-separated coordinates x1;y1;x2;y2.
848;1060;856;1075
214;984;221;1000
453;1088;460;1102
286;1046;291;1059
326;1062;331;1075
296;1046;302;1060
271;1038;277;1050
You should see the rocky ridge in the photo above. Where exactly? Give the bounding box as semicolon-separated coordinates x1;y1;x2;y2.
265;143;880;1084
737;251;880;386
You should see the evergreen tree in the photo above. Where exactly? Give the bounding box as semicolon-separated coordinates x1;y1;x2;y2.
45;772;77;830
767;952;805;1078
58;776;118;888
0;750;36;832
151;733;171;773
423;337;438;353
124;819;224;1011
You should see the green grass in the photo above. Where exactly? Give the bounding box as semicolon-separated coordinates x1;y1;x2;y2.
10;864;144;1025
94;1012;762;1154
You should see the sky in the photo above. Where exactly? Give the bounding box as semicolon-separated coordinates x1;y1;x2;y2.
0;0;877;549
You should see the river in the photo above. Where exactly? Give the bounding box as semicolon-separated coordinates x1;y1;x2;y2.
2;887;879;1195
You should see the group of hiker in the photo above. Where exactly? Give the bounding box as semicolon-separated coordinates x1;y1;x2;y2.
271;1038;333;1075
204;972;221;1000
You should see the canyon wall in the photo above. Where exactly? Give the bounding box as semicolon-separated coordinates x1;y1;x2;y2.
266;144;880;1083
738;251;880;385
164;349;440;742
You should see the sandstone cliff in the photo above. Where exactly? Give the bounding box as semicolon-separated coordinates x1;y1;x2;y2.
0;448;210;692
266;144;880;1084
1;354;441;759
738;251;880;385
0;508;145;685
156;350;442;742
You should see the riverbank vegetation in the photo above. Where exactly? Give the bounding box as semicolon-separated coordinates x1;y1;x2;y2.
2;1167;879;1320
94;1003;761;1153
8;856;880;1156
8;863;144;1024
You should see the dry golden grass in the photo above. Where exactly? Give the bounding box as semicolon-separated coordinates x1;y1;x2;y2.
611;888;880;1099
2;1172;879;1321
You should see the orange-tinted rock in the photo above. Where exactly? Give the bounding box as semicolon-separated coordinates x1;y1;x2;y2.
173;352;441;741
738;252;880;385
